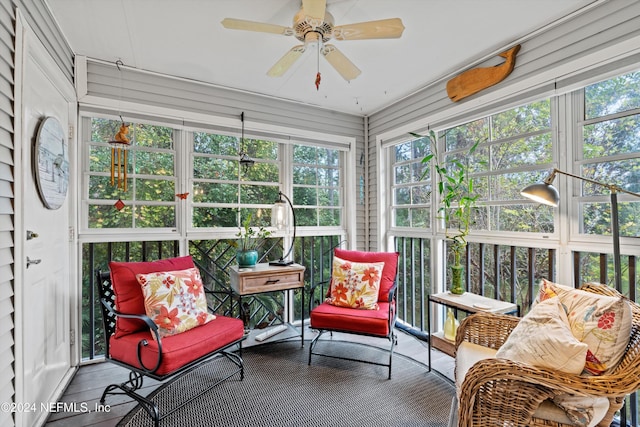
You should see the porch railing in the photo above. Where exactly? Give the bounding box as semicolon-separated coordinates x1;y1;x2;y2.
393;237;556;336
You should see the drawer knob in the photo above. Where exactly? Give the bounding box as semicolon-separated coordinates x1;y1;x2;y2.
265;279;280;284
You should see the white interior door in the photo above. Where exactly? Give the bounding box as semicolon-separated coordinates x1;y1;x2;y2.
14;14;76;427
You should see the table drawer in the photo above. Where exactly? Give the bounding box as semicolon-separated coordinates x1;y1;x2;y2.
242;271;302;292
230;263;306;295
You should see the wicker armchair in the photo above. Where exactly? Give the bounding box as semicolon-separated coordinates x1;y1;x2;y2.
454;283;640;427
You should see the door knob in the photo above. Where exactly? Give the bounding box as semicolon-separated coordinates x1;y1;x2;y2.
26;257;42;268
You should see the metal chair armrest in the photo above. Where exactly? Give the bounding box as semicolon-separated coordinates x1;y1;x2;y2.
387;282;398;302
387;282;398;332
100;298;163;373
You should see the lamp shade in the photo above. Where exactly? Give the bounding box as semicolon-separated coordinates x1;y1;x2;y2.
271;199;288;230
520;182;560;207
270;191;296;266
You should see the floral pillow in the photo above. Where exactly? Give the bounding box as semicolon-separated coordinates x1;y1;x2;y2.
536;279;632;375
496;296;588;374
136;267;216;338
325;257;385;310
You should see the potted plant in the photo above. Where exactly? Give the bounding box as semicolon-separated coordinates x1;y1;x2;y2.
415;130;481;294
235;213;271;267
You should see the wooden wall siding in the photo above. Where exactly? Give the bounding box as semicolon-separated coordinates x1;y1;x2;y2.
0;2;14;426
83;59;367;250
366;0;640;250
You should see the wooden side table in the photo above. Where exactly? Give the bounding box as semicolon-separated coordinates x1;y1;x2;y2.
427;291;519;370
229;263;306;346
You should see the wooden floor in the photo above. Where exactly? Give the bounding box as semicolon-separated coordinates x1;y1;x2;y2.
44;326;455;426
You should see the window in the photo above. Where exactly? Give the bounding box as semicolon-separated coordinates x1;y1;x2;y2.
392;100;554;235
84;117;177;230
579;70;640;238
391;136;431;228
191;131;280;229
445;100;554;234
293;145;342;227
82;115;347;235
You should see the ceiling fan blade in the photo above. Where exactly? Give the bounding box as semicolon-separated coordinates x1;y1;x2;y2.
333;18;405;40
267;45;306;77
221;18;293;36
302;0;326;21
321;45;361;81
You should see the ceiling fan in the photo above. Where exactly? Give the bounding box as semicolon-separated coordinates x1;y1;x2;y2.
221;0;404;83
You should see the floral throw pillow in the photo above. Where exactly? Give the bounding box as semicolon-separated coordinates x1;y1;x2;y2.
536;279;632;375
325;257;385;310
136;267;216;338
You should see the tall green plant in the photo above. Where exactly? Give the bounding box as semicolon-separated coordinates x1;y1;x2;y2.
413;130;481;293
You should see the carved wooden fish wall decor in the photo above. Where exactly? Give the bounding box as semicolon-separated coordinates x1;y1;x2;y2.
446;44;521;102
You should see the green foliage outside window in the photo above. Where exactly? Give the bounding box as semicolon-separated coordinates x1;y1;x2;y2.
292;145;342;227
392;135;432;228
191;131;280;228
581;71;640;239
86;118;177;229
394;99;554;234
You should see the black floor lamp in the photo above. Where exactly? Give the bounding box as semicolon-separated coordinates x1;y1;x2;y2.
270;191;296;266
520;168;640;291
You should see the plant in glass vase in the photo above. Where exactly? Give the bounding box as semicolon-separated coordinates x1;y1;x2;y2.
235;213;271;268
415;130;480;295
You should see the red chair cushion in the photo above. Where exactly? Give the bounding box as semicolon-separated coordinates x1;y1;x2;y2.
109;256;195;338
109;315;244;376
310;301;394;337
334;249;399;302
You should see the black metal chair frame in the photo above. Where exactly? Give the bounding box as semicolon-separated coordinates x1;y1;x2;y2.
96;270;245;426
308;279;398;379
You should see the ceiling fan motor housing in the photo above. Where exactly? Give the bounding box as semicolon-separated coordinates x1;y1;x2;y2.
293;9;334;43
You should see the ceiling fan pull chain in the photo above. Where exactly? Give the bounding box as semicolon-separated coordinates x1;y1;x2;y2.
315;39;322;90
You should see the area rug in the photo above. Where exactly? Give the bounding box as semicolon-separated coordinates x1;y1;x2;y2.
118;339;455;427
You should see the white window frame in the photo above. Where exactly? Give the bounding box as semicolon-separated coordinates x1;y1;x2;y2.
77;108;356;248
79;112;184;241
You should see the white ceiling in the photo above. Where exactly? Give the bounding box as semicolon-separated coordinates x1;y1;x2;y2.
46;0;597;116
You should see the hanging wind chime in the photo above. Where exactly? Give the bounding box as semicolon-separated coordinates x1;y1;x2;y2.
108;60;131;201
109;119;130;191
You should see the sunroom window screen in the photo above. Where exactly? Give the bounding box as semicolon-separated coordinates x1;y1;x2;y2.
86;117;177;229
192;131;280;229
580;70;640;238
293;145;342;227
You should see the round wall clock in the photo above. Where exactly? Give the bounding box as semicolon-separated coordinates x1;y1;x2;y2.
34;116;69;210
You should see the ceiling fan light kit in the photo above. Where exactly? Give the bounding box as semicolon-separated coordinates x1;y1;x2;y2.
222;0;404;86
